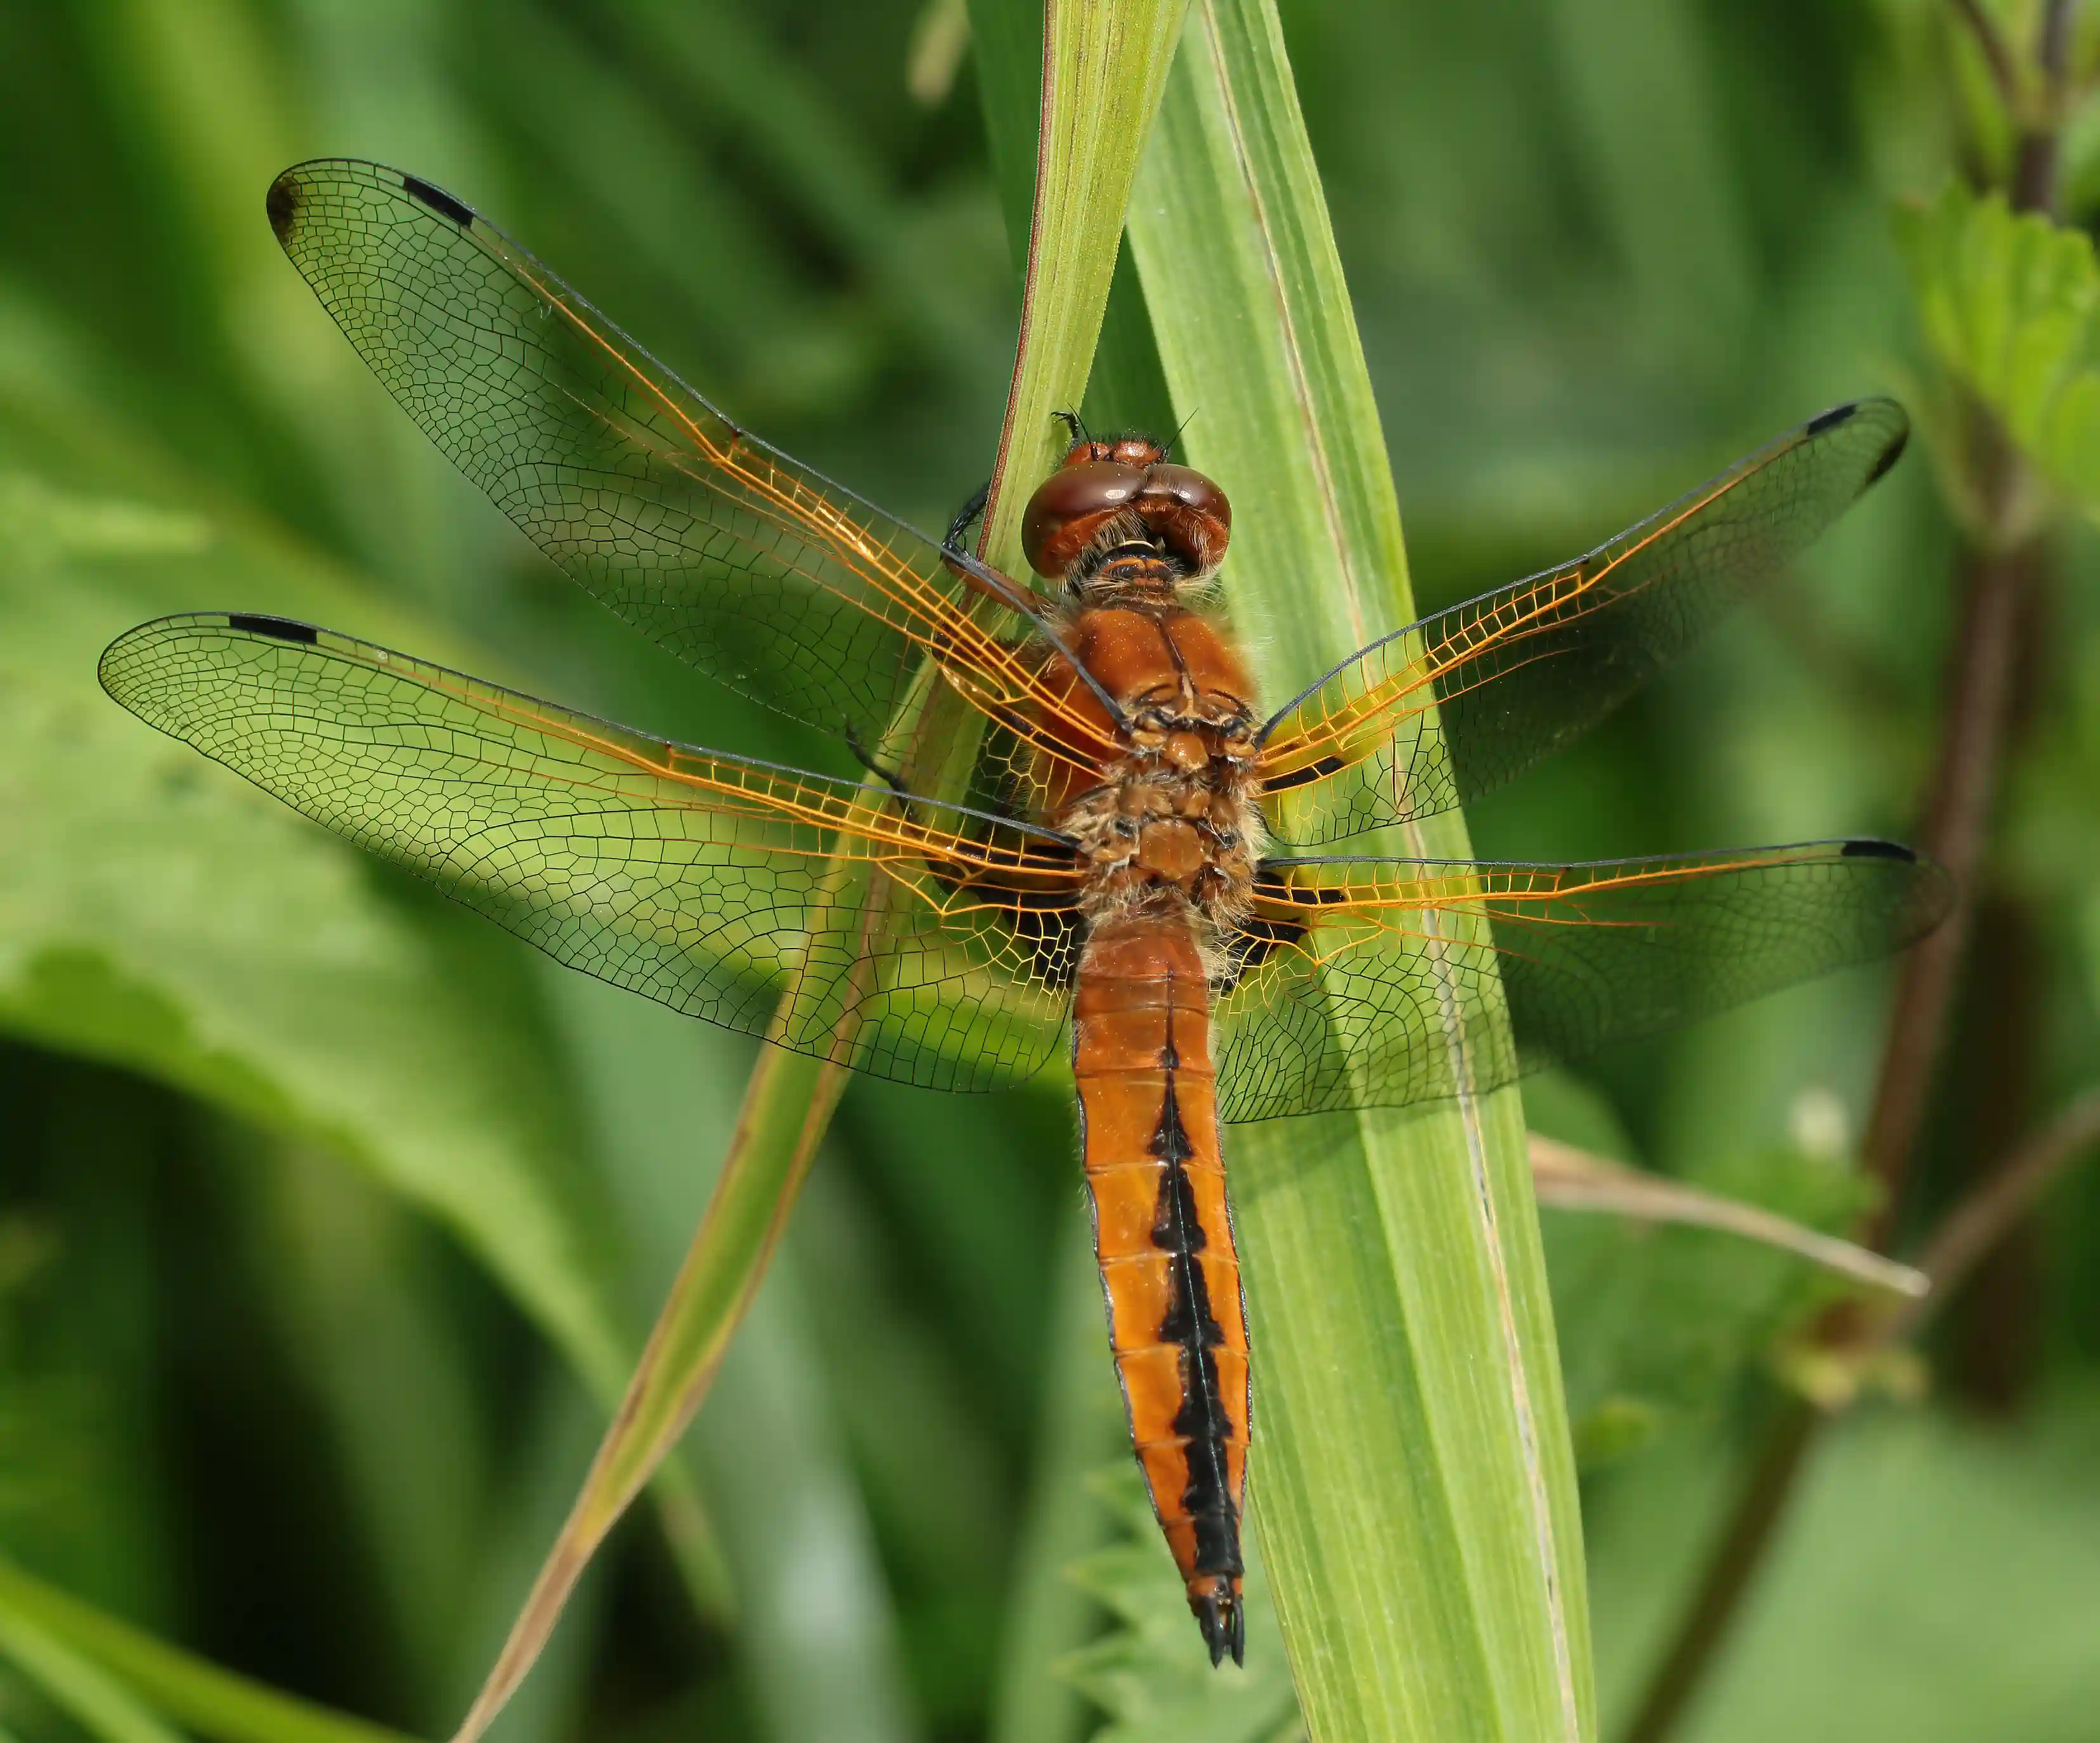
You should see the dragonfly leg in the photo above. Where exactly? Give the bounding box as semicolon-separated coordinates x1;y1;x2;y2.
942;480;990;558
841;720;919;813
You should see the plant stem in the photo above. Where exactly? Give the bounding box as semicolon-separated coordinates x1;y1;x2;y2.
1858;533;2039;1242
1949;0;2019;110
1622;522;2042;1743
1617;11;2077;1735
1614;1092;2100;1743
1619;1401;1817;1743
1876;1089;2100;1349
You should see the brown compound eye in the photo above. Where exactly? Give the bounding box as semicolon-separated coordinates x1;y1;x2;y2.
1134;463;1231;573
1021;459;1144;577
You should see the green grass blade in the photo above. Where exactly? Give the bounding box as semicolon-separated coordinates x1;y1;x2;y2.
444;1046;848;1743
0;1610;185;1743
0;1557;417;1743
976;0;1193;570
1122;4;1595;1737
442;11;1189;1737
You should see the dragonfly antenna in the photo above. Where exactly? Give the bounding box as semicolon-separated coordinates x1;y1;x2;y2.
1160;405;1200;461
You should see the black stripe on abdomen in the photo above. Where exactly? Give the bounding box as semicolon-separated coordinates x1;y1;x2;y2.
1150;1032;1241;1578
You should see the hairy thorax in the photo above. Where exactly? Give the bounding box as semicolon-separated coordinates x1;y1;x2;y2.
1035;583;1266;950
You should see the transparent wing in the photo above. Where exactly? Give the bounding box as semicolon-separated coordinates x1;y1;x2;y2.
1257;401;1910;845
1212;839;1950;1122
264;159;1109;805
100;614;1085;1094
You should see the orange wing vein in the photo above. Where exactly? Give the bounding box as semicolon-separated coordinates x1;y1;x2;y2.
264;158;1114;807
100;613;1086;1094
1256;399;1910;845
1211;839;1950;1121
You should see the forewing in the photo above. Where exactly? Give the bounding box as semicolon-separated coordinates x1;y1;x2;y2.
1213;839;1950;1122
264;159;1093;794
1257;401;1910;844
99;614;1084;1094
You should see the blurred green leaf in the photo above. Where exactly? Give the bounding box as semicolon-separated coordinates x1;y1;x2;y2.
1896;179;2100;524
0;1555;414;1743
1059;1467;1299;1743
0;469;631;1397
0;455;730;1633
1661;1395;2100;1742
0;1607;185;1743
1543;1146;1876;1468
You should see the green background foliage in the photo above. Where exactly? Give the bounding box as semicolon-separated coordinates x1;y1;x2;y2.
0;3;2097;1740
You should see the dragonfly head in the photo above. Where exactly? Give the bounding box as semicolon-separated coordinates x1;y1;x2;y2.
1022;429;1232;596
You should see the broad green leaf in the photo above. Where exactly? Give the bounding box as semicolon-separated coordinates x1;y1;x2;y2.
0;448;729;1623
0;465;630;1403
1896;179;2100;524
0;1554;414;1743
439;10;1190;1738
1122;4;1593;1738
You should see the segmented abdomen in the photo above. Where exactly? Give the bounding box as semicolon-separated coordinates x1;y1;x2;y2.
1072;917;1251;1665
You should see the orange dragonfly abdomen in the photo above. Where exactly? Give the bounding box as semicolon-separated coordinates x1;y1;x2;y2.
1072;916;1252;1664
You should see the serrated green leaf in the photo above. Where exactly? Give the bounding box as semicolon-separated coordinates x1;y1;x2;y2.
1896;179;2100;523
1060;1467;1300;1743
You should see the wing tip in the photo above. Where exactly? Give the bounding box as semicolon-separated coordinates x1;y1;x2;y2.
1803;397;1910;489
1839;837;1917;862
1837;838;1957;941
268;161;477;238
265;168;303;246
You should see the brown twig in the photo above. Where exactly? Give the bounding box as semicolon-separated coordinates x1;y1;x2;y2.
1874;1090;2100;1349
1621;1400;1818;1743
1950;0;2022;110
1527;1136;1928;1297
2014;0;2077;206
1858;533;2039;1242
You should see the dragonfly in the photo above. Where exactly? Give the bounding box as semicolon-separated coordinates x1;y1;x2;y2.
100;160;1950;1668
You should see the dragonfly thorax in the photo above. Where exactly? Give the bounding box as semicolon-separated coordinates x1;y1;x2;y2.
1047;601;1266;951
